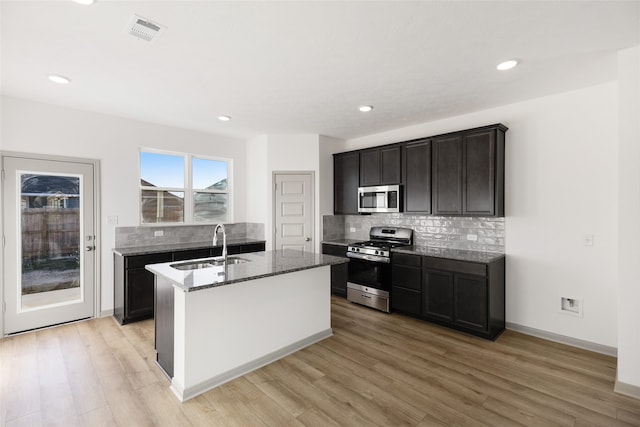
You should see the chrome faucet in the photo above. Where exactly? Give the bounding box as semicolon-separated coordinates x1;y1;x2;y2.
213;223;227;261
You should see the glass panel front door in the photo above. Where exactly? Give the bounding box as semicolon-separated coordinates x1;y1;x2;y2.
2;156;95;335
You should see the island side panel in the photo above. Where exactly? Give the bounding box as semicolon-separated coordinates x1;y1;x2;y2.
154;274;175;378
172;266;332;401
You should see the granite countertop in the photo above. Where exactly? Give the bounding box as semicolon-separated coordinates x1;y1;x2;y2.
145;249;349;292
321;239;361;247
113;238;266;256
393;245;505;263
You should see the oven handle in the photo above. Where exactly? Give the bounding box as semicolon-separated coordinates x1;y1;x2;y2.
346;252;390;263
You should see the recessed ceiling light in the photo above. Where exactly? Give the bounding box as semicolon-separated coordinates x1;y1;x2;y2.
73;0;95;4
359;105;374;112
496;59;519;71
218;116;231;122
48;74;71;84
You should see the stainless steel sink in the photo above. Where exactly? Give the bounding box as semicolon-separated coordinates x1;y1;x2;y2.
170;261;216;271
209;257;249;266
170;256;250;271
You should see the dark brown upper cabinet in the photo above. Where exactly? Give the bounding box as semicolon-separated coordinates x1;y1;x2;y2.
333;151;360;214
432;124;506;216
332;123;506;217
432;134;463;215
359;149;380;186
463;127;505;216
403;139;432;213
360;145;401;186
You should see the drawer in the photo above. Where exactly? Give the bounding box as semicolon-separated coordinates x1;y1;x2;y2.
392;252;422;267
424;257;486;277
392;286;421;315
173;248;210;261
322;243;347;257
347;287;389;312
392;264;421;290
126;252;172;269
227;242;265;255
240;242;266;253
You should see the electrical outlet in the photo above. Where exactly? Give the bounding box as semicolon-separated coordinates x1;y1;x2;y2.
583;234;594;246
107;215;118;225
467;234;478;241
560;296;583;317
154;230;164;237
349;227;356;233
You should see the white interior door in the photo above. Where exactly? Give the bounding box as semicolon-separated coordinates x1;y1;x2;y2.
2;156;96;334
274;172;314;253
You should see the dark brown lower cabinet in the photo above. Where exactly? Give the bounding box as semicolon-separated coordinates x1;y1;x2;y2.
321;243;348;297
114;241;265;325
391;253;422;315
453;274;488;331
114;252;172;325
391;253;505;340
423;269;454;321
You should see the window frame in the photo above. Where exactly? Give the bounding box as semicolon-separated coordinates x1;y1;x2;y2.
139;148;233;226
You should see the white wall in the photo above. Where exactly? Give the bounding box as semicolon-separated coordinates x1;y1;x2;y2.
346;82;620;348
245;134;269;226
267;135;320;251
0;96;247;315
616;45;640;392
246;134;324;251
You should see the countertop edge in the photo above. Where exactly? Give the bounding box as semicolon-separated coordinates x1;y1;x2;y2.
321;239;359;247
113;238;266;256
392;246;505;263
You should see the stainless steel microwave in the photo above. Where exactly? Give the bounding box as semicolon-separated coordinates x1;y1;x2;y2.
358;185;402;213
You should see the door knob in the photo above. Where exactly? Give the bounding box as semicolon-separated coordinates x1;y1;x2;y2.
85;246;95;251
305;237;311;242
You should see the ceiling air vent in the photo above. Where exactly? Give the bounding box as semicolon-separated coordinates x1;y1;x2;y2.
126;14;166;42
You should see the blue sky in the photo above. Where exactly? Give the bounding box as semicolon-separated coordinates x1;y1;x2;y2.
193;157;227;189
140;152;227;189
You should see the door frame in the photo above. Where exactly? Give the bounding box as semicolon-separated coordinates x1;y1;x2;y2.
272;171;315;253
0;151;101;337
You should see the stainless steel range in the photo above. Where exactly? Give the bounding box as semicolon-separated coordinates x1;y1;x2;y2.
346;226;413;312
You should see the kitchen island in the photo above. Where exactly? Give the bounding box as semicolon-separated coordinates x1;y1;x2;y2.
145;249;348;402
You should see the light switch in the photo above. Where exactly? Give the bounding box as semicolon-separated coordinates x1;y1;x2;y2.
583;234;594;246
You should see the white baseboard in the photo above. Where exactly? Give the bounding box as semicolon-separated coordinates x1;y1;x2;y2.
615;379;640;399
99;309;114;317
506;322;617;357
172;328;333;402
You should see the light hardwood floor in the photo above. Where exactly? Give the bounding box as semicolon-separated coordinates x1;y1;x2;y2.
1;296;639;426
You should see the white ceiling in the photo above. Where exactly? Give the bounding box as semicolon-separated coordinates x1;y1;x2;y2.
1;1;639;140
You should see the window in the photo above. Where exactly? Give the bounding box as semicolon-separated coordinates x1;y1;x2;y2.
139;150;231;224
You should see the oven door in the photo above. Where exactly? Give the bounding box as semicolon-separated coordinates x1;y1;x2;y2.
347;256;391;292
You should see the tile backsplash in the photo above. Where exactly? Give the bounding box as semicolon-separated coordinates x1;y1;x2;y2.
322;215;345;242
325;214;504;253
115;222;265;248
